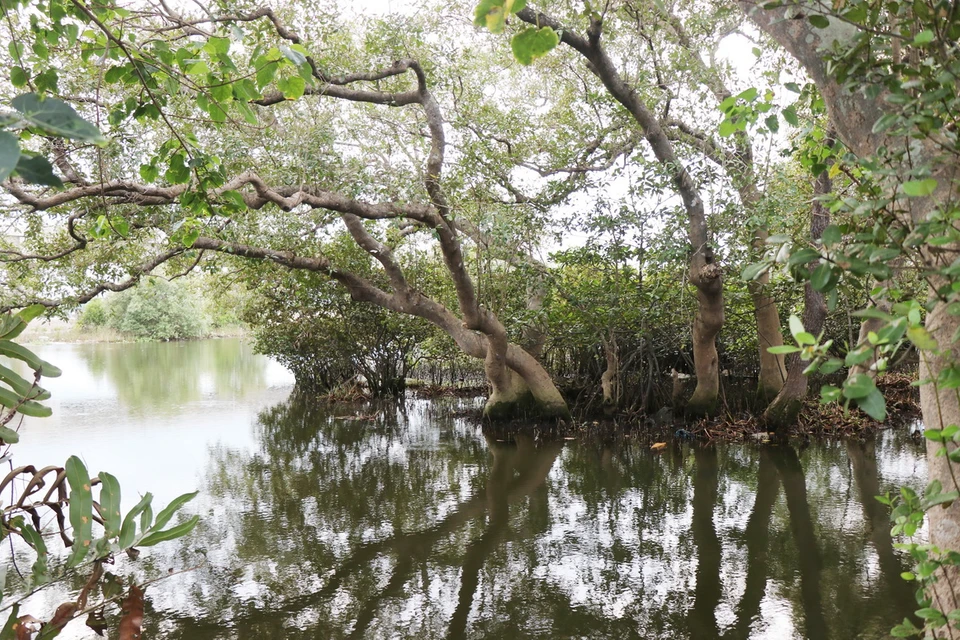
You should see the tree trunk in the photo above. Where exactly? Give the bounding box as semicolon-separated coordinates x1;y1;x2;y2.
516;7;723;417
763;168;831;428
749;227;788;403
687;263;725;416
600;334;620;415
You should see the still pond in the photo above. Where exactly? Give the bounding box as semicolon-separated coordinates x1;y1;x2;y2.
9;338;925;639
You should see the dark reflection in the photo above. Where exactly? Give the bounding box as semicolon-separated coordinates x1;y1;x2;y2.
139;396;923;640
690;446;721;639
726;448;780;640
773;445;829;640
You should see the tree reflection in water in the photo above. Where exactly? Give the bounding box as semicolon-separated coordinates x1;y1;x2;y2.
144;397;923;639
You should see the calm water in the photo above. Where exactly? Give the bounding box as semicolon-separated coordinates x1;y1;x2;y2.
7;339;925;639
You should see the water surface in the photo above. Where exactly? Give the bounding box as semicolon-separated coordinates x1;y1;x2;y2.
7;340;925;639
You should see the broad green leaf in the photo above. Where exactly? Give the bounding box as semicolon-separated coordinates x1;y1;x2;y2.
10;66;28;87
907;326;938;350
764;114;779;133
0;339;62;376
782;105;799;126
65;455;94;568
256;61;279;88
98;471;122;538
15;154;63;187
843;373;876;400
511;26;559;65
913;29;934;44
0;425;19;443
810;262;838;292
279;44;306;66
11;93;106;144
0;362;49;400
0;387;51;417
140;163;159;182
902;178;937;197
820;385;842;402
277;76;305;100
821;224;842;247
808;14;829;28
787;247;820;266
857;388;887;420
718;119;736;137
138;515;200;547
18;525;48;586
0;131;20;182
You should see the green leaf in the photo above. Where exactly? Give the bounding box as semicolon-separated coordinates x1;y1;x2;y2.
256;61;279;89
741;261;769;281
718;118;736;137
764;114;779;133
98;471;122;538
844;373;876;400
913;29;934;45
278;44;306;66
787;247;820;266
788;315;806;339
182;227;200;247
137;515;199;547
119;492;153;549
810;262;838;292
857;387;887;420
903;178;937;197
145;490;198;535
11;93;106;144
820;385;842;402
10;66;28;88
165;153;191;184
0;131;21;182
14;154;62;187
139;163;159;182
808;14;830;28
907;326;938;350
0;425;20;443
767;345;801;354
277;76;306;100
821;224;842;247
0;339;62;376
510;26;559;65
782;105;799;126
65;455;94;568
872;113;899;134
0;387;51;417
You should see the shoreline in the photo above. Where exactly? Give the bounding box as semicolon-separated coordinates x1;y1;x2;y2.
19;318;248;344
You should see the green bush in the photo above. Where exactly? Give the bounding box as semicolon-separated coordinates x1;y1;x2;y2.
77;298;108;328
108;277;209;341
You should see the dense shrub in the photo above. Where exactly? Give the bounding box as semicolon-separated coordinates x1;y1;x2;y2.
77;298;108;328
108;277;209;340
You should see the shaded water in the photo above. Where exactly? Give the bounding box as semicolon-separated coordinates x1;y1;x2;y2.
9;340;925;639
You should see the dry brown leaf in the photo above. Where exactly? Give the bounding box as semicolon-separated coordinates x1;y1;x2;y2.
118;585;144;640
